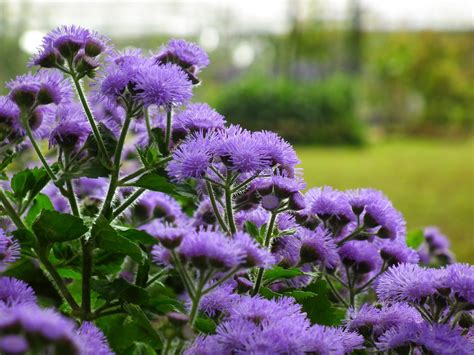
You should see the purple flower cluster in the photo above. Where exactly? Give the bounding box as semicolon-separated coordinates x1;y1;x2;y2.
0;230;20;272
186;295;363;354
418;226;455;265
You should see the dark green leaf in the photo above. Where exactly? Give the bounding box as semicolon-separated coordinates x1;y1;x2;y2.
24;193;54;227
406;229;425;249
195;316;217;334
11;167;50;201
124;304;163;346
91;279;149;305
131;173;175;194
119;229;157;246
128;342;156;355
299;279;346;326
93;217;146;264
85;123;117;159
60;158;111;180
263;266;305;284
244;221;260;239
12;228;37;249
33;210;87;243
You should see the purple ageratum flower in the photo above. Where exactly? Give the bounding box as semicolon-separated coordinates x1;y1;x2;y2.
49;104;91;150
424;226;451;251
297;226;339;269
252;131;300;177
76;322;113;355
232;232;275;268
0;277;37;309
0;335;29;354
135;63;193;109
167;131;216;182
271;175;306;199
443;263;474;304
235;206;269;230
0;305;81;353
179;230;243;270
151;244;172;266
152;225;189;249
43;184;70;213
174;103;226;132
339;241;382;274
305;186;354;224
199;283;239;317
0;96;20;140
184;336;225;355
305;325;364;354
0;231;20;272
32;25;108;67
133;191;185;224
271;235;301;268
7;70;72;108
345;303;423;339
154;39;209;84
377;322;474;355
74;177;108;201
213;126;271;174
376;263;438;303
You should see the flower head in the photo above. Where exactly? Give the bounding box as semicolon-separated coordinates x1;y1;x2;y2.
305;186;354;224
0;277;37;309
135;63;193;108
297;226;339;268
0;96;20;141
76;322;113;355
49;104;91;150
0;231;20;272
174;103;225;132
339;241;381;274
233;232;275;268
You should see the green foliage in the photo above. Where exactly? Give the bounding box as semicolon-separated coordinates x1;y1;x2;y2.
132;173;175;194
217;75;364;145
11;167;50;201
33;210;88;243
406;229;425;250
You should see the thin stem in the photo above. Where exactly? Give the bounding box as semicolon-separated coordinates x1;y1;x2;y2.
345;265;355;307
164;109;173;154
171;251;195;298
37;248;81;312
64;154;81;217
224;173;237;234
70;73;109;161
144;107;153;141
118;156;173;185
355;261;387;294
146;267;171;287
324;274;349;307
189;271;207;326
336;225;365;247
0;190;25;229
81;238;93;319
202;267;241;295
232;173;260;193
22;113;56;181
112;188;145;220
252;212;277;296
205;181;229;233
100;111;132;220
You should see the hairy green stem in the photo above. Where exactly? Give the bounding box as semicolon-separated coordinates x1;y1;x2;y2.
81;238;93;318
224;173;237;234
205;181;229;233
252;212;277;296
118;156;173;185
112;188;145;220
164;109;173;154
70;74;109;161
324;274;349;307
0;190;25;229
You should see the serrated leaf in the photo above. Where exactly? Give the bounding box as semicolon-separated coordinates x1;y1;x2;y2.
60;158;111;180
93;217;146;264
33;210;87;243
124;304;163;346
118;229;157;246
91;279;149;305
131;173;175;194
24;193;54;227
11;228;37;249
406;229;425;249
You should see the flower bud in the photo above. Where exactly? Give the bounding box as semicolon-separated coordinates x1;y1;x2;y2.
261;195;280;211
289;192;306;211
54;36;82;59
84;38;105;57
10;86;37;109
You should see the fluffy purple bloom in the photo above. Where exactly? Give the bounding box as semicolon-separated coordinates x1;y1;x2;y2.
252;131;300;177
191;198;224;228
32;25;108;67
175;103;226;132
0;305;81;353
199;283;239;317
0;277;37;309
7;70;72;107
152;225;189;249
305;325;364;354
132;191;185;224
155;39;209;83
135;63;193;108
0;335;29;354
424;226;451;251
43;183;70;213
271;235;301;268
305;186;354;224
0;96;20;140
233;232;275;268
151;244;172;266
235;207;269;230
339;241;382;274
271;175;306;198
443;263;474;304
346;303;423;339
76;322;113;355
74;177;108;201
179;230;243;270
377;239;420;266
213;126;271;174
377;322;474;355
0;231;20;272
376;263;438;303
297;226;339;268
49;104;91;150
167;131;215;181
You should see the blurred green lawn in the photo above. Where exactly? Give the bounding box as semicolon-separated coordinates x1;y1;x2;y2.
297;138;474;262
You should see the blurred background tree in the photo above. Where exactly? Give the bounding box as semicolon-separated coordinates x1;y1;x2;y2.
0;0;472;261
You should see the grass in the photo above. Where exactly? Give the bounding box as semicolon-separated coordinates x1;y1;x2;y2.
296;138;474;262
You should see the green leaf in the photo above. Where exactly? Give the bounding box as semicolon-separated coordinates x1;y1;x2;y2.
195;316;217;334
24;193;54;227
244;221;260;239
263;266;305;284
33;210;87;243
128;342;156;355
11;228;37;249
118;229;157;246
11;167;50;201
132;173;175;194
93;217;146;264
299;279;346;326
124;304;163;346
60;159;111;180
56;268;82;280
91;279;149;304
406;229;425;249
